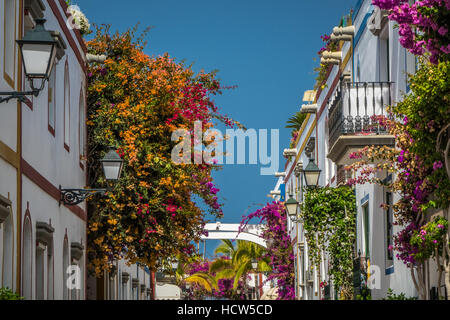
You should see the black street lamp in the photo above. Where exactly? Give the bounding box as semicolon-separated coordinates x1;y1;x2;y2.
1;19;58;104
60;147;124;206
285;193;300;222
303;157;322;188
101;147;124;181
251;259;258;270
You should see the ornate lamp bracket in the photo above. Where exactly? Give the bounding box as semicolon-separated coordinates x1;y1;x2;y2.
59;185;106;206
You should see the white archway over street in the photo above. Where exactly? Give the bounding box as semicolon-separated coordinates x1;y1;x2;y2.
201;222;267;248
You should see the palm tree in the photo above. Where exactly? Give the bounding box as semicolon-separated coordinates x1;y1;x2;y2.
211;240;271;290
183;271;219;293
286;111;307;130
183;240;272;298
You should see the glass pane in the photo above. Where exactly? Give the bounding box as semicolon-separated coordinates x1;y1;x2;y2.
48;65;56;129
363;205;370;258
79;92;85;156
4;0;16;82
64;64;70;146
21;43;52;76
103;163;120;180
35;247;45;299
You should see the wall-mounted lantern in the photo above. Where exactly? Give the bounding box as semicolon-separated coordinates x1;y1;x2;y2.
60;147;123;206
285;193;300;222
251;259;258;270
303;158;322;188
1;19;58;104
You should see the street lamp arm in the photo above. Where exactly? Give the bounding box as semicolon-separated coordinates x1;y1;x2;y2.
0;90;40;104
59;186;107;206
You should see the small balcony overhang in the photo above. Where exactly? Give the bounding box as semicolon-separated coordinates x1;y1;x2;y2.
328;134;395;165
327;81;395;166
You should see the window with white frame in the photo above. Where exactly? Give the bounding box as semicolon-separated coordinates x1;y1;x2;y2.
385;191;394;262
35;241;46;300
64;61;70;149
3;0;16;88
48;63;56;133
108;275;115;300
22;217;32;300
379;23;390;82
405;50;416;92
122;281;127;300
132;285;138;300
2;210;14;290
71;259;80;300
362;203;370;258
47;241;54;299
79;89;85;159
62;239;69;300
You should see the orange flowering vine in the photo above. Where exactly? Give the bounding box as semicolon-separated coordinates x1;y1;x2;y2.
85;25;238;275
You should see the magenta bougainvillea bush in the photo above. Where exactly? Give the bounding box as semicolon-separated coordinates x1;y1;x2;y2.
372;0;450;63
240;202;295;300
346;59;450;298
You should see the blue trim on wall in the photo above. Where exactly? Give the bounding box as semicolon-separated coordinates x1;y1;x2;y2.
361;193;369;205
280;184;286;202
352;0;365;21
353;8;374;49
385;265;395;275
144;266;151;275
383;174;393;184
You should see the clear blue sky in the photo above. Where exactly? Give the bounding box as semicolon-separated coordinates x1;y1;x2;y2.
74;0;356;257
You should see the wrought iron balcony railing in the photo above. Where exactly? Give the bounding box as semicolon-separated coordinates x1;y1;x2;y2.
328;81;394;148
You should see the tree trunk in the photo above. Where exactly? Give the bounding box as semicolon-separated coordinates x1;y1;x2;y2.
435;247;443;298
444;264;450;301
411;264;427;300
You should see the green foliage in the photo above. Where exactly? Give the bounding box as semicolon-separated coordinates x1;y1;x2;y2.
410;217;448;263
382;288;418;300
0;287;24;300
212;240;271;289
285;112;307;130
301;186;357;299
393;59;450;210
184;272;219;293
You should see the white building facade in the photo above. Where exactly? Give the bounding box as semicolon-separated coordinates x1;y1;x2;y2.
86;260;153;300
272;0;443;300
0;0;89;300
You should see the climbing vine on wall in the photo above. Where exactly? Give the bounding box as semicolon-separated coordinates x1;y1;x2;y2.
345;59;450;299
300;186;357;299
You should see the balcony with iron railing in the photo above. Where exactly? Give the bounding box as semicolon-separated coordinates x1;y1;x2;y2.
327;81;396;165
